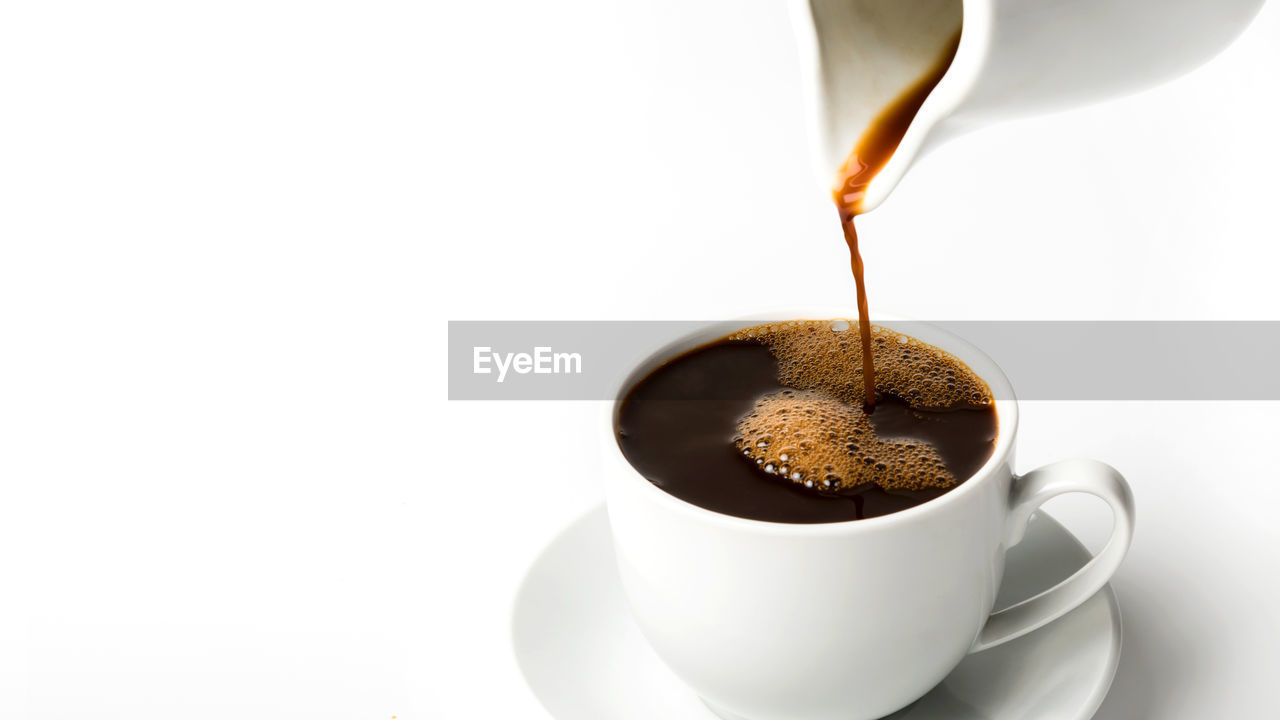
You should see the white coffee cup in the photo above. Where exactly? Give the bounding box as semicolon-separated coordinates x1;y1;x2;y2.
602;313;1135;720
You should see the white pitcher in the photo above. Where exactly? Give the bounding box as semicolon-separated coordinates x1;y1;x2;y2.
790;0;1266;212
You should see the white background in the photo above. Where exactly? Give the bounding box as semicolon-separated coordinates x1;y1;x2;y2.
2;0;1279;718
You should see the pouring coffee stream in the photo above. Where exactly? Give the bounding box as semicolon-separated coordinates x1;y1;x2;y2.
833;34;959;409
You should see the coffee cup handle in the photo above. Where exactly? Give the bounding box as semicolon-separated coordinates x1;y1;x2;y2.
971;459;1136;652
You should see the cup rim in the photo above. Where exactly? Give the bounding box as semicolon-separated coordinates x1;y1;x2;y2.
604;308;1019;535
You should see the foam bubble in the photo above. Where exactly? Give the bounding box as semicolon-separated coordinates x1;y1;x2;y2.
735;390;955;492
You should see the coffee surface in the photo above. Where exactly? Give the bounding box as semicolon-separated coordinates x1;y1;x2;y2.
616;323;997;523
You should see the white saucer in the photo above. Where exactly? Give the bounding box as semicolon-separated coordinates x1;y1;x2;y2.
512;506;1121;720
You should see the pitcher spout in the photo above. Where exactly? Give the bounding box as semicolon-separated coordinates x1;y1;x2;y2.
789;0;1264;214
788;0;980;213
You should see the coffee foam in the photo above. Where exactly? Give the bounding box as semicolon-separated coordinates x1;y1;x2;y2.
734;389;955;492
730;320;991;409
729;321;993;493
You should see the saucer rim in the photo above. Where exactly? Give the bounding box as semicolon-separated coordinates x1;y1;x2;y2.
511;505;1123;720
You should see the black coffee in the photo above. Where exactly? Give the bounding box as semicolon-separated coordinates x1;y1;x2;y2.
616;321;997;523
